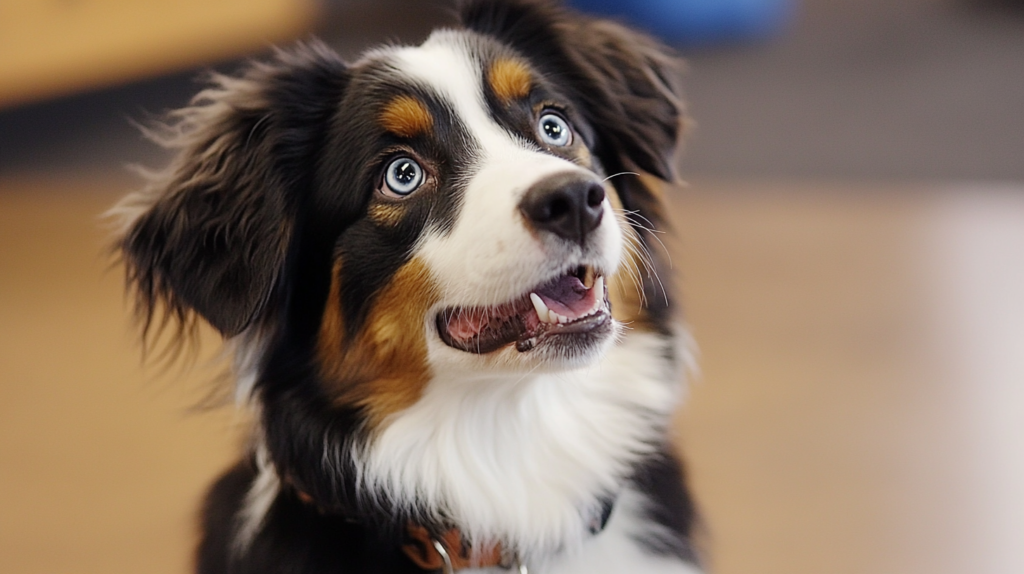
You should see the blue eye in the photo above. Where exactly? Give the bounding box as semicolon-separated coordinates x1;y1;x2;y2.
538;113;572;147
383;157;424;197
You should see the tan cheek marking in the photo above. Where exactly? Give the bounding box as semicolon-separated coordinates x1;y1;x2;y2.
317;258;440;428
380;95;433;138
489;58;532;103
318;260;347;360
638;171;670;202
368;203;406;227
606;182;624;213
606;183;653;328
574;143;593;168
609;238;649;326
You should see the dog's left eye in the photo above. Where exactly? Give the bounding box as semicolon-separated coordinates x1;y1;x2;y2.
537;113;572;147
382;157;425;197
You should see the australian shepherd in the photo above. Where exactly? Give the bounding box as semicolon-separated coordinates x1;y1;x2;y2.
114;1;700;572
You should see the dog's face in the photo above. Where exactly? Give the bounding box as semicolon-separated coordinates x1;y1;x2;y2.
316;32;627;415
117;0;685;542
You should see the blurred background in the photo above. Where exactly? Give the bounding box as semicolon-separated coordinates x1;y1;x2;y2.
2;1;1023;573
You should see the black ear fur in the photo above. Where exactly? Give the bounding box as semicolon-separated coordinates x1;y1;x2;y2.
460;0;686;181
116;42;348;337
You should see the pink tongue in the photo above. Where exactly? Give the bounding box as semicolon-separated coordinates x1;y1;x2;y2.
447;311;489;340
535;274;594;318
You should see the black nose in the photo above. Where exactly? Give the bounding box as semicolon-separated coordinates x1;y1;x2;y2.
519;175;606;244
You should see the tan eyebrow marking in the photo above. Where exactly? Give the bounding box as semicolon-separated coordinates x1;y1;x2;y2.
368;202;406;227
488;58;532;103
380;95;434;138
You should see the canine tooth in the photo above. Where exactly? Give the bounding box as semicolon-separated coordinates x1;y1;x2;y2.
587;276;606;315
530;293;553;324
583;267;596;289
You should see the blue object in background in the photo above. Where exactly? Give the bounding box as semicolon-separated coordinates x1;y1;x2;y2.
568;0;795;46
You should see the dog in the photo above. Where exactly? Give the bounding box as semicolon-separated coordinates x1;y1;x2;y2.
114;1;700;572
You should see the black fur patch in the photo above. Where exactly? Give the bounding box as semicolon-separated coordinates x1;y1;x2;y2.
630;449;703;565
198;459;425;574
120;43;349;337
120;2;696;573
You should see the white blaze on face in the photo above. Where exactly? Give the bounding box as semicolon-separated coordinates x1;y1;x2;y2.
387;31;623;310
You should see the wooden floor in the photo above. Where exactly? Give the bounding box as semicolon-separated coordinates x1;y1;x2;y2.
0;0;314;108
2;175;1024;574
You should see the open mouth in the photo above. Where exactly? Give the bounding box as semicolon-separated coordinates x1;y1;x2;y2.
437;266;611;354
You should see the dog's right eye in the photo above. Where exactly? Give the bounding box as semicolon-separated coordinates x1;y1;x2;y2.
381;157;424;198
537;113;573;147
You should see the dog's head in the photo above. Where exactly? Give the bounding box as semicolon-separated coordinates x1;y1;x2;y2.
117;0;685;549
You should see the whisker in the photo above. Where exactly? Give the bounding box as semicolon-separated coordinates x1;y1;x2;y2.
621;209;663;234
631;234;669;306
618;208;674;272
601;171;640;184
619;238;648;308
615;212;652;308
614;208;672;307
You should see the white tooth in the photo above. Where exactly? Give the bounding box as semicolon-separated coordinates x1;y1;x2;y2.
583;267;596;289
589;276;606;315
530;293;553;324
553;311;568;324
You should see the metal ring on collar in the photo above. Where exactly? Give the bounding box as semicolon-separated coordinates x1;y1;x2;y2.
428;538;528;574
430;539;455;574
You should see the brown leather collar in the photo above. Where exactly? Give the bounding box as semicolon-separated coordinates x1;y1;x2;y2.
288;478;614;572
402;524;506;571
401;496;615;572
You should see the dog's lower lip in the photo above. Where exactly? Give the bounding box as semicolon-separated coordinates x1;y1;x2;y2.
515;310;611;352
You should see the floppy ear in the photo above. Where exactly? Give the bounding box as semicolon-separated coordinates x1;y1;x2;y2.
460;0;686;181
115;42;348;337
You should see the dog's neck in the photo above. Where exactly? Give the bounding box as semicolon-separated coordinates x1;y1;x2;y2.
282;479;616;571
352;330;685;559
236;329;686;561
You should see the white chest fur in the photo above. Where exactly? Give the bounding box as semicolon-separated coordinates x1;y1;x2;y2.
355;330;688;558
